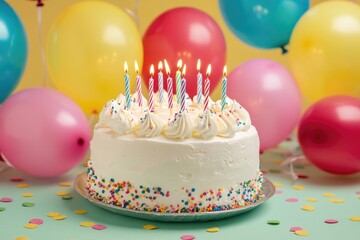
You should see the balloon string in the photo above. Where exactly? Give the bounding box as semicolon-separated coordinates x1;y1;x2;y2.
37;7;47;87
280;155;307;182
0;153;9;172
88;112;96;126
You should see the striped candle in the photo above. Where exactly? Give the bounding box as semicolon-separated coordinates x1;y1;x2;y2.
149;64;155;112
135;61;142;107
176;59;182;104
124;62;131;109
180;64;187;112
158;61;164;104
221;66;228;111
196;59;202;104
204;64;211;111
164;60;173;110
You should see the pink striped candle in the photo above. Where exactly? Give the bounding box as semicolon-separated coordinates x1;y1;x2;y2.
135;61;142;107
164;60;173;110
149;64;155;112
180;64;186;112
204;64;211;111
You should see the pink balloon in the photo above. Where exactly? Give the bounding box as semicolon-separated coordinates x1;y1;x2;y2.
142;7;226;98
298;96;360;175
227;59;301;151
0;88;91;177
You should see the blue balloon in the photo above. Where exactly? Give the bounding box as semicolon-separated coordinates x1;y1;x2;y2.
219;0;309;51
0;1;27;103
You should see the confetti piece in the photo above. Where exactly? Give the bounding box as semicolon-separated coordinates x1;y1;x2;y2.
292;185;305;190
22;202;35;207
58;182;71;187
298;175;309;179
356;191;360;195
301;205;315;211
273;182;283;188
286;198;299;203
53;215;67;220
24;223;38;229
260;169;267;174
181;235;196;240
16;183;29;188
10;178;24;182
80;221;95;227
322;193;334;198
16;237;29;240
295;229;309;236
0;197;12;202
22;193;34;197
143;224;158;230
56;191;70;196
73;209;87;215
0;207;5;211
330;198;345;203
29;218;43;225
267;220;280;225
275;190;283;194
325;219;338;224
290;226;303;232
306;197;318;202
62;196;73;200
47;212;61;217
349;216;360;222
206;227;220;233
92;224;107;230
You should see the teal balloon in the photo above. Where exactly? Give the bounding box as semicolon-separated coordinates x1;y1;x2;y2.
0;1;28;103
219;0;309;50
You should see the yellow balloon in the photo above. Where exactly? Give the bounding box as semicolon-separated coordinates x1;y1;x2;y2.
289;1;360;103
47;1;143;114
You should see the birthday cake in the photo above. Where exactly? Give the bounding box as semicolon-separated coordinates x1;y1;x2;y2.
86;62;263;213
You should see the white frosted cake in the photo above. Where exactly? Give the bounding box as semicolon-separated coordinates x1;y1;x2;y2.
86;91;263;213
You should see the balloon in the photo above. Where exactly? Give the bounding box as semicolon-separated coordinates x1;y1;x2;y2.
289;1;360;103
219;0;309;50
47;1;143;114
227;59;302;151
142;7;226;98
298;96;360;175
0;1;28;103
0;88;91;178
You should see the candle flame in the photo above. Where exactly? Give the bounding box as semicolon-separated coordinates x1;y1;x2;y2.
164;59;170;74
158;61;163;70
177;59;183;69
206;64;211;76
197;59;201;71
150;64;154;75
223;66;227;76
124;61;128;73
182;64;186;76
135;61;139;73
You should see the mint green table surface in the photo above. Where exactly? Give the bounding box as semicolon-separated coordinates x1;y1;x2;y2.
1;142;359;240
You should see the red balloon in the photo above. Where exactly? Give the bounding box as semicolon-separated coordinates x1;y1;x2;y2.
142;7;226;98
298;96;360;175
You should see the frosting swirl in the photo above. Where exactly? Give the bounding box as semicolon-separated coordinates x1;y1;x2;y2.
136;111;164;138
165;111;193;140
106;108;138;135
193;109;218;139
230;101;251;131
216;110;237;138
96;99;120;128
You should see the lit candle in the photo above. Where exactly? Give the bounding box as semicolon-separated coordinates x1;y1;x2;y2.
196;59;202;104
124;61;131;109
180;64;187;112
164;60;173;110
135;61;142;107
204;64;211;111
158;61;164;104
221;66;227;111
149;64;155;112
176;59;183;104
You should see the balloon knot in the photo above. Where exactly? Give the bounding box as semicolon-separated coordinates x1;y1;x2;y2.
280;46;288;55
36;0;44;7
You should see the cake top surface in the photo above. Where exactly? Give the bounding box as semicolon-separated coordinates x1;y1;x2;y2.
95;91;252;140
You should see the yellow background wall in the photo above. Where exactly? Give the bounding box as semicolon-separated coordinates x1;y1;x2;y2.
6;0;360;99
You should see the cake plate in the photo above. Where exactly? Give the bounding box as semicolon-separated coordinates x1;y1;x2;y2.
74;172;275;222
